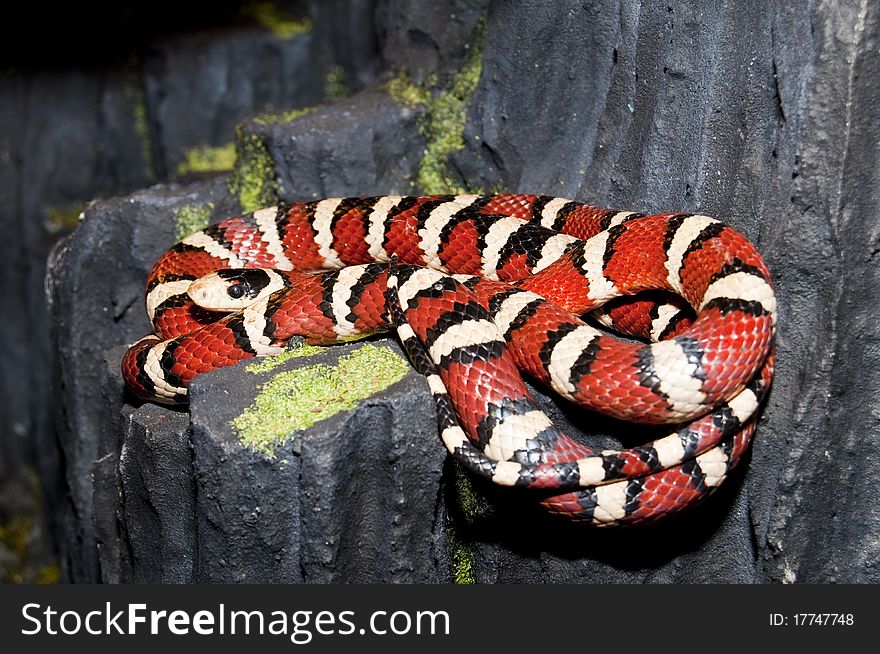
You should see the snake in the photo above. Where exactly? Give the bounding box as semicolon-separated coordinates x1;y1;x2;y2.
121;194;776;526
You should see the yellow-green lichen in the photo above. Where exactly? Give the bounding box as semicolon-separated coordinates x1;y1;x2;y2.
123;70;156;181
245;344;324;374
448;523;476;585
324;65;349;100
247;1;312;40
122;69;157;180
0;515;33;577
34;563;61;584
387;73;433;108
416;23;486;194
174;202;215;240
45;203;86;236
446;461;486;584
232;344;410;458
229;127;279;212
453;461;484;525
0;469;58;584
175;143;236;176
253;105;314;127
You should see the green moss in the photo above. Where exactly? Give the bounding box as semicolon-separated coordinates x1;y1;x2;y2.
416;23;486;194
175;143;236;176
385;18;487;195
174;203;215;240
448;524;476;584
34;563;61;584
0;516;32;566
324;65;349;100
0;468;59;584
453;461;484;524
123;70;156;182
229;127;278;212
248;1;312;40
446;461;485;584
253;105;314;126
232;344;410;458
245;344;324;374
387;73;432;107
131;86;156;180
45;203;86;236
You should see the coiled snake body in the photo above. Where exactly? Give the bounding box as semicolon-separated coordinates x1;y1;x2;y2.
122;194;776;526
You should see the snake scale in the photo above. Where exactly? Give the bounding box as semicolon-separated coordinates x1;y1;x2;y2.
122;194;776;526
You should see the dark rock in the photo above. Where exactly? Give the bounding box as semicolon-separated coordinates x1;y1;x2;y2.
0;73;28;482
375;0;490;83
91;452;128;584
47;178;238;581
1;1;384;583
309;0;383;90
143;15;379;178
119;403;194;583
0;67;154;580
248;86;426;199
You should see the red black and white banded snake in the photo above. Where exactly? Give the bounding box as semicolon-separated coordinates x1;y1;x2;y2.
122;194;776;526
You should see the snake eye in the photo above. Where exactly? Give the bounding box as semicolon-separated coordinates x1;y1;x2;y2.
227;284;245;299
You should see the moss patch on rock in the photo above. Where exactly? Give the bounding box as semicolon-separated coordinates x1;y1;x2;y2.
0;469;59;584
448;529;476;585
175;143;236;176
174;202;215;240
247;1;312;40
244;344;324;374
253;106;314;127
45;203;86;236
446;461;492;585
232;344;410;458
324;65;349;100
416;23;486;194
229;127;278;212
125;75;156;182
387;73;433;108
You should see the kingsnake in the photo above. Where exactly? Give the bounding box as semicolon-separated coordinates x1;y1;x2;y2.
122;194;776;526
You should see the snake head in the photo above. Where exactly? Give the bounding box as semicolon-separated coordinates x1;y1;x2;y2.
188;268;287;310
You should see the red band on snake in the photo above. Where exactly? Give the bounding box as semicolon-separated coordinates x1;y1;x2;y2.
121;194;776;526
